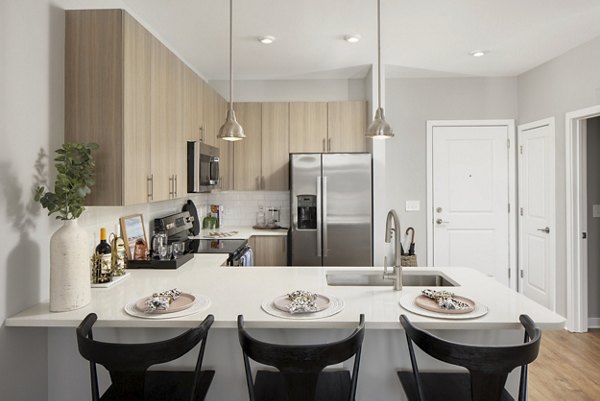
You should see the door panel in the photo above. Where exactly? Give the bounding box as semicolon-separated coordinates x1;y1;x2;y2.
433;126;509;286
519;121;555;308
322;154;372;266
290;154;322;266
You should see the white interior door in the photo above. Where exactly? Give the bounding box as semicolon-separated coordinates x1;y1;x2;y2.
518;119;555;309
432;125;510;286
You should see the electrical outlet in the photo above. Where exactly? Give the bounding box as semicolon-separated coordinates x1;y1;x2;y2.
593;204;600;218
405;200;420;212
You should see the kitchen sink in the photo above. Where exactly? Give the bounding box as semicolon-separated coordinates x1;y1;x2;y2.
326;270;457;287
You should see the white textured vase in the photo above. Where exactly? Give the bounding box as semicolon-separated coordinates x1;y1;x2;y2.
50;219;91;312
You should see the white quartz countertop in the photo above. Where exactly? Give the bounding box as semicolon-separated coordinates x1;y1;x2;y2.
5;254;565;331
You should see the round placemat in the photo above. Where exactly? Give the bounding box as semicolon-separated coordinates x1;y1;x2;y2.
261;296;344;320
399;293;488;320
124;295;210;319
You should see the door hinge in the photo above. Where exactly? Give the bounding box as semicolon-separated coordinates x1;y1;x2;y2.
507;138;511;148
583;232;588;239
519;145;523;154
520;207;524;216
520;270;524;278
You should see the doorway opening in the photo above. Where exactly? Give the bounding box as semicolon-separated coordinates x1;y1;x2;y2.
565;105;600;332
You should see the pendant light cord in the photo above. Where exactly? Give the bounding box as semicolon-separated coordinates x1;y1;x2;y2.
229;0;234;112
377;0;382;109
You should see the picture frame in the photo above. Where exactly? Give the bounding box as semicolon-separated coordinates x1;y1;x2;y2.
119;214;148;260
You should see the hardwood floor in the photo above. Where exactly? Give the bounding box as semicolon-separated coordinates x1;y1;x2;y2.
529;329;600;400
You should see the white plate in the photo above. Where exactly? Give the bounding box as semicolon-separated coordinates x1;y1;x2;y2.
273;294;330;313
124;295;210;319
399;293;488;320
261;296;344;320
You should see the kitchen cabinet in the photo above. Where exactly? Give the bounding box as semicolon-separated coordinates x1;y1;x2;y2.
233;103;263;190
66;10;152;206
289;102;328;153
250;235;288;266
217;96;234;190
261;102;290;190
202;85;220;147
327;101;367;152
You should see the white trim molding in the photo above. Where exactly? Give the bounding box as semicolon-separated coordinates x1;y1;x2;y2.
565;104;600;332
589;318;600;329
426;120;517;290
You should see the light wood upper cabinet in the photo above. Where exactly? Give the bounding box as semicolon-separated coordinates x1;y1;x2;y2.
233;103;262;190
169;56;185;198
289;102;328;153
251;235;288;266
327;101;367;152
150;37;172;202
66;9;152;206
202;85;220;147
182;65;199;143
261;102;290;190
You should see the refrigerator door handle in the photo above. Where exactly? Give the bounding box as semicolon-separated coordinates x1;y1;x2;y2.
317;176;322;257
323;176;328;257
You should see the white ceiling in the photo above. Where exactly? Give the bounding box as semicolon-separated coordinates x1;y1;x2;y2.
122;0;600;80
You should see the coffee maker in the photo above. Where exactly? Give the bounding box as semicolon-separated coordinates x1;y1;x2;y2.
297;195;317;229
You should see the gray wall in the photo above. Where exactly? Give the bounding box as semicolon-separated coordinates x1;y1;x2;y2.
383;77;519;264
587;117;600;320
518;35;600;317
210;79;366;102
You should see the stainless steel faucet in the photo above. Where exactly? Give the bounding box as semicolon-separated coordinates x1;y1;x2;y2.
383;209;403;291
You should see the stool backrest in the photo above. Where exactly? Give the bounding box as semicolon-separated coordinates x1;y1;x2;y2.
400;314;541;401
76;313;214;401
237;314;365;401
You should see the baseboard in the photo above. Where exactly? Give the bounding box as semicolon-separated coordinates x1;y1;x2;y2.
588;318;600;328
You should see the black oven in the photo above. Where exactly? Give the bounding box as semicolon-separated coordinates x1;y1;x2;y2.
187;141;220;193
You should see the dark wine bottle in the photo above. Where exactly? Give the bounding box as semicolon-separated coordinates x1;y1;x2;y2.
94;227;112;283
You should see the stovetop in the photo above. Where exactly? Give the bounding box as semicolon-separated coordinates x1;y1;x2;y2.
187;238;248;255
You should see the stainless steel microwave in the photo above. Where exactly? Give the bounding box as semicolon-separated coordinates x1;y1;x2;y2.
187;141;220;193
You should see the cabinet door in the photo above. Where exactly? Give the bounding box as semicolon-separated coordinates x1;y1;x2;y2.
168;52;184;199
182;65;199;143
233;103;262;190
252;236;288;266
123;13;152;205
327;101;367;152
150;38;171;201
202;85;219;147
261;102;289;190
216;94;234;190
289;102;327;153
195;78;205;143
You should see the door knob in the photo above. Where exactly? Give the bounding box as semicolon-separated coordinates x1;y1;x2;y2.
436;219;449;225
537;227;550;234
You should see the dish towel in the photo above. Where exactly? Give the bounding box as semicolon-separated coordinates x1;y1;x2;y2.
243;247;254;267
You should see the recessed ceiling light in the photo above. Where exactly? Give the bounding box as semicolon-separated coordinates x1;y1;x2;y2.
344;34;362;43
469;50;488;57
258;36;275;44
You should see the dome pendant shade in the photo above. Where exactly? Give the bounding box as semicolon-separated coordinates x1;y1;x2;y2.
366;107;394;139
218;109;245;141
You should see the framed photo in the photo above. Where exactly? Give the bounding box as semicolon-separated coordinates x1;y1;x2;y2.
119;214;148;260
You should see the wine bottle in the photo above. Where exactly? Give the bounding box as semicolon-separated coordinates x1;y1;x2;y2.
110;224;127;276
94;227;112;283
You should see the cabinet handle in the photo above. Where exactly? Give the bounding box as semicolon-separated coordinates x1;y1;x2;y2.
147;174;154;201
328;138;331;152
169;175;174;198
199;126;203;142
175;174;178;197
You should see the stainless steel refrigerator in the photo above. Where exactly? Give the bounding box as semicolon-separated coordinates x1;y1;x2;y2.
290;153;372;266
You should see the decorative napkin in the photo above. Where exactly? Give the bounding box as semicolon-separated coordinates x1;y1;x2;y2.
144;288;182;313
422;289;471;310
287;290;318;314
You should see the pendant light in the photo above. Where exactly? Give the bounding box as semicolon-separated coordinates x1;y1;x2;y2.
366;0;394;139
218;0;246;141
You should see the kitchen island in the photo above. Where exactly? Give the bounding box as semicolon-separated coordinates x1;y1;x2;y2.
6;255;564;401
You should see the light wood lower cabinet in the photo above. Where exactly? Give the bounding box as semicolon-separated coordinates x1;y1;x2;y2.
250;235;288;266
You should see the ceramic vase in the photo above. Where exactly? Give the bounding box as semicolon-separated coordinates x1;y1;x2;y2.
50;219;91;312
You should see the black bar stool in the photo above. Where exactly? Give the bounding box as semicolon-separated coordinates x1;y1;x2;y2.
237;314;366;401
398;314;542;401
76;313;215;401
